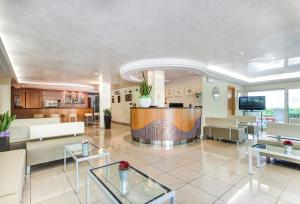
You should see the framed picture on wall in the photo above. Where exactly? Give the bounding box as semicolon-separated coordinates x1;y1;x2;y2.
118;95;121;103
174;87;182;97
125;94;132;101
185;86;194;96
165;88;174;97
112;97;114;103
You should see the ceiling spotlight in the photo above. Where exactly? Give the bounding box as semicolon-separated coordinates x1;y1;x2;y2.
238;51;244;56
94;72;99;75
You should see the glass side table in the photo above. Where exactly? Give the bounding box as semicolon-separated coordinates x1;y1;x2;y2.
86;162;175;204
248;143;300;174
64;142;109;193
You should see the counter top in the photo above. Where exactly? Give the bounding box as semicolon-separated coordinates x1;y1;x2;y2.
14;107;90;110
130;106;202;109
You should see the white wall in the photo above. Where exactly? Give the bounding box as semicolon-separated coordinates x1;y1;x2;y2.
0;77;11;114
111;86;139;124
165;76;202;107
201;77;243;126
111;76;203;123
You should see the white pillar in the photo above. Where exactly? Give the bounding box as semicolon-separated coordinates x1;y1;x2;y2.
99;75;111;128
147;70;165;107
0;78;11;114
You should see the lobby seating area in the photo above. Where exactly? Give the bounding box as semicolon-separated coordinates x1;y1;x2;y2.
11;124;300;204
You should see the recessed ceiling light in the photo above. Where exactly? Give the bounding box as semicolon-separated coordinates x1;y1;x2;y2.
238;51;244;56
94;72;99;75
20;81;95;89
120;58;300;84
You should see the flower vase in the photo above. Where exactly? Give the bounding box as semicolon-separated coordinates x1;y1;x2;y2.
0;131;10;152
119;170;129;196
284;145;293;154
82;143;90;157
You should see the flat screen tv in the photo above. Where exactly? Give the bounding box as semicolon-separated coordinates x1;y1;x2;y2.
239;96;266;111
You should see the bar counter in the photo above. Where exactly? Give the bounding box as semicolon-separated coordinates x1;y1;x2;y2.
130;107;201;145
13;107;93;122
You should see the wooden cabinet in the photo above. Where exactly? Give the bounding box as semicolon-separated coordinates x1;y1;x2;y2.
25;89;42;108
14;89;26;108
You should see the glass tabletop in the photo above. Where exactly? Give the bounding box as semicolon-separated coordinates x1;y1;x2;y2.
65;143;107;159
252;144;300;158
90;162;171;204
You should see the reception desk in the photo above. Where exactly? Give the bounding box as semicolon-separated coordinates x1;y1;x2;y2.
130;107;202;145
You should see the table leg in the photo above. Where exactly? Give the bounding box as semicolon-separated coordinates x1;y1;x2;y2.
256;152;261;168
170;194;175;204
86;175;90;204
105;154;109;181
64;149;67;172
248;147;253;175
76;161;79;193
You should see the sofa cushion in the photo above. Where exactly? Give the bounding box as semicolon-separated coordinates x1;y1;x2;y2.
205;117;239;128
267;123;300;139
9;118;60;143
26;135;84;166
0;149;26;203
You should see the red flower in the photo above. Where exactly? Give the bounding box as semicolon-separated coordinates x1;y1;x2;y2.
118;161;130;171
283;140;293;146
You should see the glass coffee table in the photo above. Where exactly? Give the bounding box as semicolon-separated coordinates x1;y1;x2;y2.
86;162;175;204
64;143;109;193
248;144;300;174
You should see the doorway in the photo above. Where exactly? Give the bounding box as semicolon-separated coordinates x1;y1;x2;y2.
228;86;236;116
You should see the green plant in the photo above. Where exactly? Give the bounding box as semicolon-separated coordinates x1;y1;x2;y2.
0;111;16;132
103;109;112;117
195;92;202;98
138;72;152;97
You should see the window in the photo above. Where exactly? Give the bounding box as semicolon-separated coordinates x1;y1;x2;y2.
248;90;285;127
288;89;300;119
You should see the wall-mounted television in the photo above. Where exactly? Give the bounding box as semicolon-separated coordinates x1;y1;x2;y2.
239;96;266;111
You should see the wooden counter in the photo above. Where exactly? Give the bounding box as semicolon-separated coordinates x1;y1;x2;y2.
130;107;202;145
13;108;93;122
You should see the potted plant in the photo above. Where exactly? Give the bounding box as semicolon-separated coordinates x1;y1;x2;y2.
195;92;202;106
118;161;130;196
103;109;112;129
283;140;293;154
138;72;152;107
0;111;16;152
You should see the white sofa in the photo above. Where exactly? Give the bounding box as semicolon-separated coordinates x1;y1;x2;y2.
289;118;300;124
25;121;85;174
228;115;259;136
258;123;300;164
203;117;247;143
0;149;26;203
9;118;60;143
258;123;300;149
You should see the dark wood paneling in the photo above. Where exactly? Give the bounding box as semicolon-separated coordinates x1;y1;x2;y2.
25;89;42;108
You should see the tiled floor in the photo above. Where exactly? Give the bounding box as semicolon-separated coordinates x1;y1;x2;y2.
22;124;300;204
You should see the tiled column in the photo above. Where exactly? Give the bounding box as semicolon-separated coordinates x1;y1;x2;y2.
147;70;165;107
99;75;111;128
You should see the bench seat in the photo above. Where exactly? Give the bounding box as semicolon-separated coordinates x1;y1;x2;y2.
0;149;26;203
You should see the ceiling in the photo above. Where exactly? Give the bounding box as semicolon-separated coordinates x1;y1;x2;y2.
0;0;300;87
